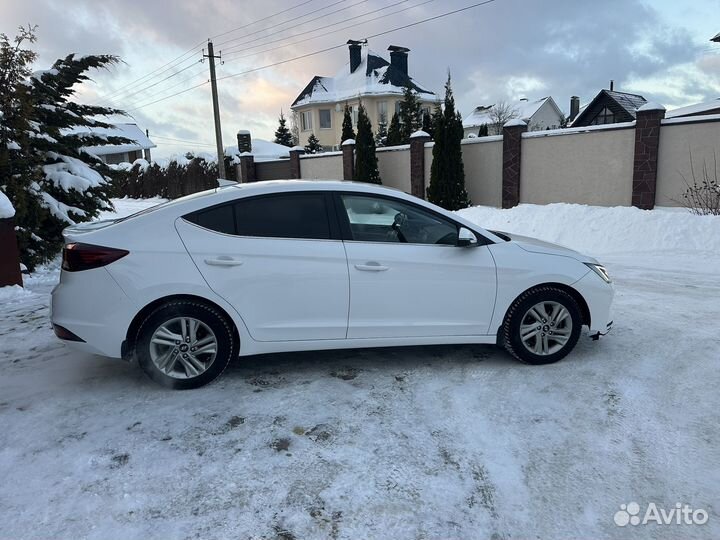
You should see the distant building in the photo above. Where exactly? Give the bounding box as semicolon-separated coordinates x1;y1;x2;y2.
291;40;439;149
666;98;720;119
569;84;647;127
67;123;156;164
463;97;564;137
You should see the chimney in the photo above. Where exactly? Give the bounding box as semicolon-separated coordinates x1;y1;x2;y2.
237;130;252;153
570;96;580;120
520;97;528;102
388;45;410;76
347;40;362;73
610;80;615;91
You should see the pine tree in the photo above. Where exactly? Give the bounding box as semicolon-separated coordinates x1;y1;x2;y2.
427;73;470;211
385;112;402;146
341;103;355;143
0;26;129;271
305;133;322;154
478;123;489;137
398;86;422;143
353;104;381;184
274;111;293;147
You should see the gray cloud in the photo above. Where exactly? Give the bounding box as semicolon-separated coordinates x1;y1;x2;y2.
2;0;717;157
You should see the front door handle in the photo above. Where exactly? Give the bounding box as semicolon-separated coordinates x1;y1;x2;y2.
355;262;389;272
204;257;244;267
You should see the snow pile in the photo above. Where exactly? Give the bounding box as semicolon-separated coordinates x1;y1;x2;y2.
457;203;720;256
0;284;33;302
42;152;107;192
0;189;15;219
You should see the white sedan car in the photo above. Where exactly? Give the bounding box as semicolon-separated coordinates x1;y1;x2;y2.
51;180;613;389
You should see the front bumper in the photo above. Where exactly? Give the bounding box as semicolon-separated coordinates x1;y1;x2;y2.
590;319;613;340
572;269;614;336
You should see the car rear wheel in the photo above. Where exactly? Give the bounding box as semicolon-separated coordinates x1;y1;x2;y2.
135;301;237;389
502;286;582;365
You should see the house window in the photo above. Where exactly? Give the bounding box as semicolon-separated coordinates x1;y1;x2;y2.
591;107;615;125
394;101;401;115
377;101;388;123
319;109;331;129
351;106;359;126
301;110;313;131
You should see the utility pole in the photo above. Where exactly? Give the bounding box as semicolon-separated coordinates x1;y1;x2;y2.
203;41;226;179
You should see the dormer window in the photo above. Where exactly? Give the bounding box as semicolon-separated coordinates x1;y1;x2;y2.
590;107;615;125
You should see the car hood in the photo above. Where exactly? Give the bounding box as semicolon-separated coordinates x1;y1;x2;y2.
492;230;598;264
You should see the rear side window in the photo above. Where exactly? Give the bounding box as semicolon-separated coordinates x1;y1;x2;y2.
191;204;235;234
235;193;330;239
185;192;331;240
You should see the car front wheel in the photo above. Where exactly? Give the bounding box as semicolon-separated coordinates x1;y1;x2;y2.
502;286;582;365
135;300;237;389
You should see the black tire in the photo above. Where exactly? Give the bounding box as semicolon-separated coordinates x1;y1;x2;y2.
135;300;237;389
502;286;582;365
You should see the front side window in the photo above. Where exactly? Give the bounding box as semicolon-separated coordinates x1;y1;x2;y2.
319;109;331;129
185;193;331;240
301;110;313;131
340;194;458;245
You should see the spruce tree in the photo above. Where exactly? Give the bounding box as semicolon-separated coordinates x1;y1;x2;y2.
385;112;402;146
305;133;322;154
341;103;355;143
478;123;489;137
375;112;388;146
0;26;129;270
274;111;293;147
422;111;434;139
353;104;381;184
427;74;470;211
398;86;422;142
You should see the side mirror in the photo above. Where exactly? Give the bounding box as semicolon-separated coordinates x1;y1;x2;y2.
457;227;478;247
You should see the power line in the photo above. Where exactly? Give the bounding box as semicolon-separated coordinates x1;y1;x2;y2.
216;0;354;49
152;136;216;147
222;0;434;63
109;61;201;105
127;0;499;111
217;0;498;82
219;0;370;53
100;0;317;103
125;80;210;112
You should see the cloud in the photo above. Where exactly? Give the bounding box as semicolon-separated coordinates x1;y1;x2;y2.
1;0;717;157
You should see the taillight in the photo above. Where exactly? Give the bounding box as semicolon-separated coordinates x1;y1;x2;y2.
62;243;129;272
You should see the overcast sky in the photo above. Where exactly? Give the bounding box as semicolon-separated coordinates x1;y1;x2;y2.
2;0;719;158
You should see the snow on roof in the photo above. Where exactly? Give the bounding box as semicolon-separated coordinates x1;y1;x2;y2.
463;97;552;128
63;123;156;156
666;98;720;118
224;139;290;162
292;49;436;107
0;188;15;219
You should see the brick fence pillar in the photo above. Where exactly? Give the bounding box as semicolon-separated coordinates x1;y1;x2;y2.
342;139;355;181
289;146;304;179
632;103;665;210
502;119;527;209
238;153;255;183
0;217;23;287
409;130;431;198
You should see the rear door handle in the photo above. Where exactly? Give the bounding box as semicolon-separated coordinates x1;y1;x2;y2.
354;262;389;272
204;257;244;267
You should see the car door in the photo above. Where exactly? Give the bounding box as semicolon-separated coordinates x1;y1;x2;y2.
336;192;497;339
175;191;349;342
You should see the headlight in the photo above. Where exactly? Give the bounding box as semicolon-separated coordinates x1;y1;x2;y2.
585;263;611;283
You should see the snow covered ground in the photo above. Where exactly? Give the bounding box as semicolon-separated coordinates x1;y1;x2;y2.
1;199;719;539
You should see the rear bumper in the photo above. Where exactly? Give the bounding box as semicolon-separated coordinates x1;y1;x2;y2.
50;267;135;358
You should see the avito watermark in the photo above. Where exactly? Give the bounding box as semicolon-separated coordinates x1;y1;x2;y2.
614;502;709;527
